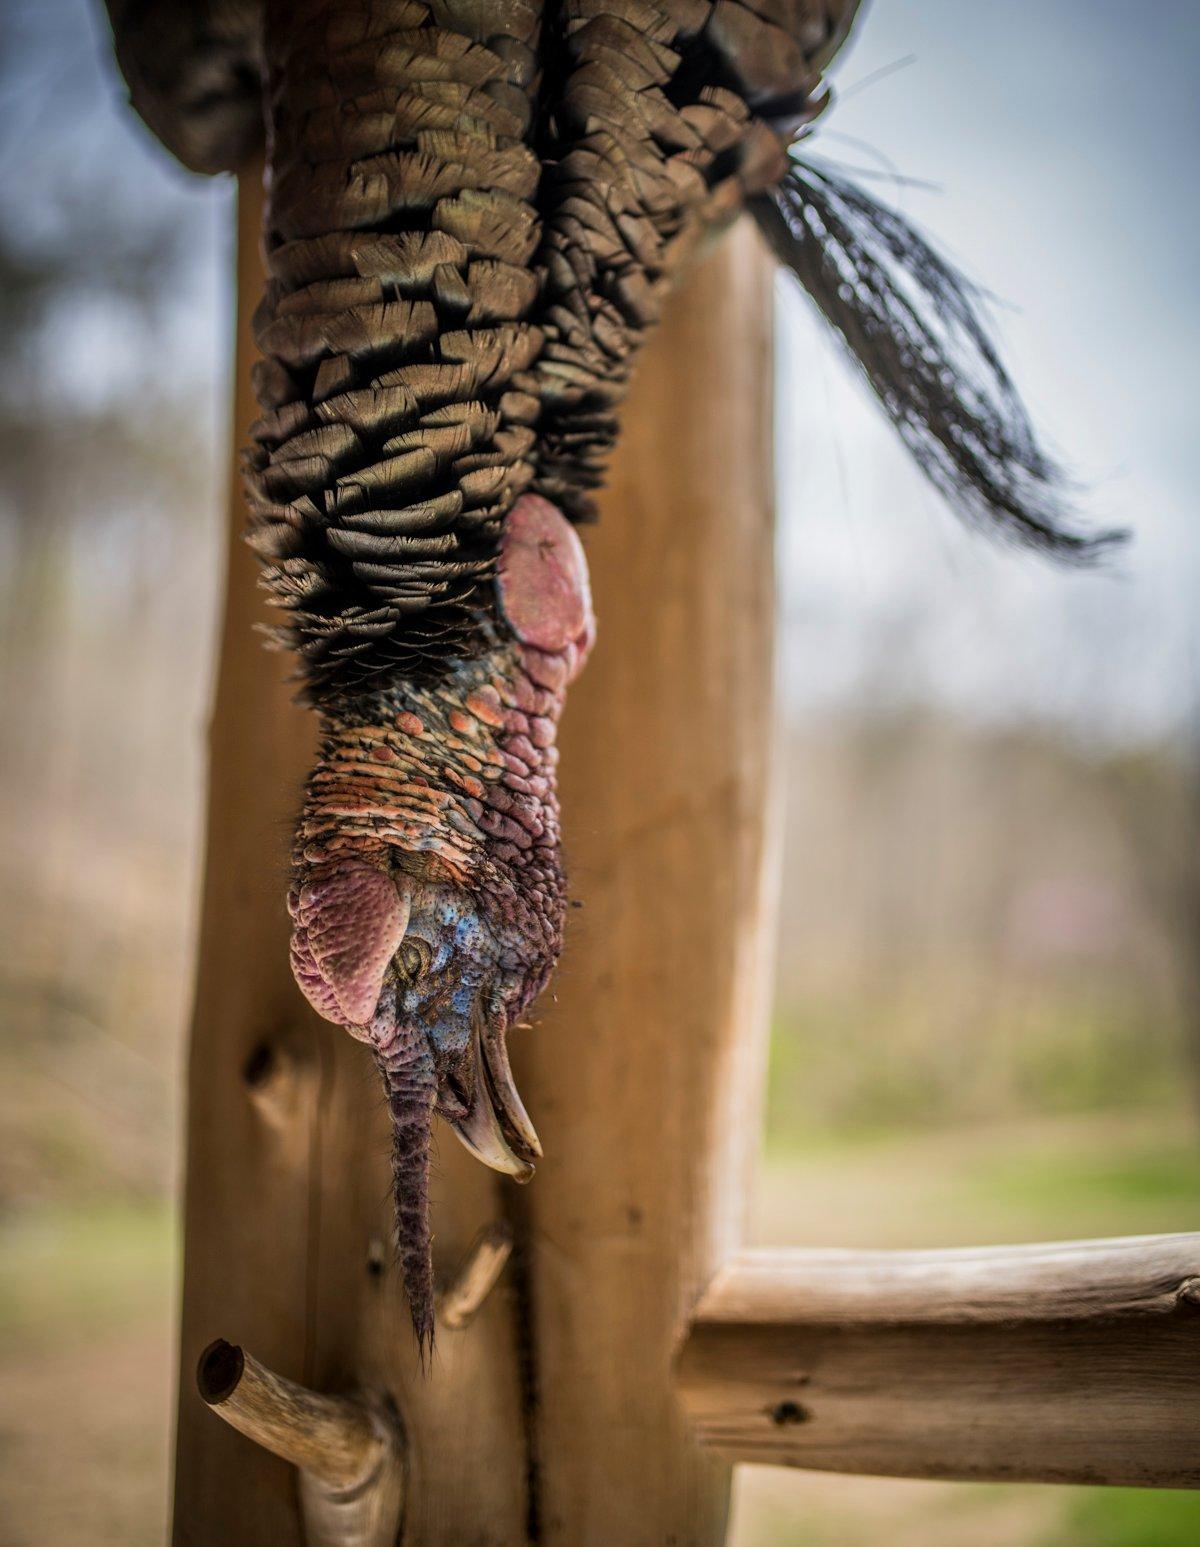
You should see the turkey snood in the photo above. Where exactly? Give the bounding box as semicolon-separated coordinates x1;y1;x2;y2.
105;0;1118;1349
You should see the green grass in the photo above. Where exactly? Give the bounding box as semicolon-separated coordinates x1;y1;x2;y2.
753;1108;1200;1252
733;1477;1200;1547
1049;1489;1200;1547
764;992;1181;1149
0;1199;176;1355
981;1140;1200;1216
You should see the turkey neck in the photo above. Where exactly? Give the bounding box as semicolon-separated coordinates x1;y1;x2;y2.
295;625;574;967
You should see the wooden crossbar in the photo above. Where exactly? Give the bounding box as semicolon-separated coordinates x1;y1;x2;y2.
676;1237;1200;1486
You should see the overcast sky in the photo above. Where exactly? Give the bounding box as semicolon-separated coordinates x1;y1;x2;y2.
777;0;1200;747
2;0;1196;749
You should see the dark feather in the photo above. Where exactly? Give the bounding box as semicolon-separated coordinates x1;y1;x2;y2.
752;157;1124;561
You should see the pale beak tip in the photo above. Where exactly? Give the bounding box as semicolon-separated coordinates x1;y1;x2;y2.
447;1021;543;1180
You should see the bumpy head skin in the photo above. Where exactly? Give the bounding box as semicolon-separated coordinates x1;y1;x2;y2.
289;495;594;1347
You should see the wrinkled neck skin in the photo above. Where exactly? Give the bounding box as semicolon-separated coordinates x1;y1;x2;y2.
287;495;593;1349
292;625;581;1054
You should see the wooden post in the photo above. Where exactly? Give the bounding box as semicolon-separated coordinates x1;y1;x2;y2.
174;160;527;1546
167;120;1200;1543
675;1238;1200;1486
171;159;775;1543
508;218;777;1544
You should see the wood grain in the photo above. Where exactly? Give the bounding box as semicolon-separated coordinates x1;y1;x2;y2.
197;1339;389;1489
676;1240;1200;1486
172;161;530;1546
172;167;776;1543
197;1339;404;1547
509;219;778;1545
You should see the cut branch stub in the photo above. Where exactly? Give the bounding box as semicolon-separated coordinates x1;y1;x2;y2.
197;1341;404;1547
241;1032;319;1134
675;1236;1200;1488
437;1222;513;1332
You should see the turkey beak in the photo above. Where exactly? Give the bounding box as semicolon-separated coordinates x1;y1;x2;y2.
447;1023;537;1182
481;1021;542;1162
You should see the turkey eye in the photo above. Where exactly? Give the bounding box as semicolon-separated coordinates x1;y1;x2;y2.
398;939;431;980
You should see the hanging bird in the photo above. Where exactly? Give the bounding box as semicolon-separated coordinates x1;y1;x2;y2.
104;0;1119;1352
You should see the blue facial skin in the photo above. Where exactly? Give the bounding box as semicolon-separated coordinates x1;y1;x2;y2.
395;887;501;1060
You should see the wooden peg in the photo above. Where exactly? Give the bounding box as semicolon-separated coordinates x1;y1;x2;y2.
437;1222;513;1331
197;1340;404;1547
241;1033;317;1133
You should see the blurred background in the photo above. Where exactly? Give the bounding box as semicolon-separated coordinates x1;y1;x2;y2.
0;0;1196;1543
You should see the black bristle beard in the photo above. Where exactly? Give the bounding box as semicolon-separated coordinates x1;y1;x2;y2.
377;1023;438;1361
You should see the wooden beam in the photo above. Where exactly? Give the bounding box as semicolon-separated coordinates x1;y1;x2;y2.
675;1237;1200;1487
173;160;531;1546
509;218;777;1544
172;165;776;1541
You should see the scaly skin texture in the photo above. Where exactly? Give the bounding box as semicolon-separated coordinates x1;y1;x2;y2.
288;494;593;1344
